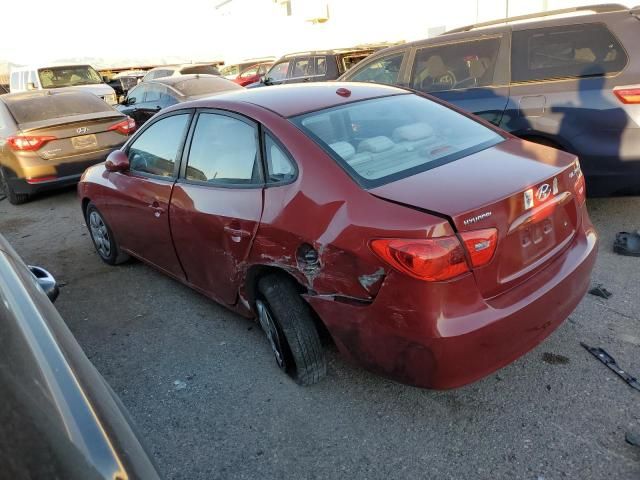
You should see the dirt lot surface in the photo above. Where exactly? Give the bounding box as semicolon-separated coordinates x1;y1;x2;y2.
1;188;639;479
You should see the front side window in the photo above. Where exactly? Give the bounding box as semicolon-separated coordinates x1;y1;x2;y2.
38;66;102;88
127;84;146;104
411;38;501;92
185;113;260;185
292;94;503;188
291;58;311;78
265;133;295;183
144;85;163;103
267;61;290;82
349;52;404;85
511;23;627;83
128;114;189;177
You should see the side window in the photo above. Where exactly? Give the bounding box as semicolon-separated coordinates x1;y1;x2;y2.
511;23;627;83
265;133;295;183
411;38;501;92
349;52;405;85
144;84;162;103
314;56;327;76
240;66;259;78
185;113;260;185
128;84;146;104
128;114;189;177
291;58;311;78
267;61;289;82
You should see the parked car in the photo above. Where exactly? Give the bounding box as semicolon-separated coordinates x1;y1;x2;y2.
224;61;274;86
78;83;597;389
249;48;377;87
10;64;118;105
0;233;161;479
107;70;146;102
142;63;221;82
0;89;135;205
116;74;243;126
340;4;640;195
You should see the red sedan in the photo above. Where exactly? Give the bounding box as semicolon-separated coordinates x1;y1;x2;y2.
78;83;597;389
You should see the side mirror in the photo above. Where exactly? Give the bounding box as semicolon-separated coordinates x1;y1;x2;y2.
105;150;130;173
26;82;36;90
29;266;59;303
124;96;136;106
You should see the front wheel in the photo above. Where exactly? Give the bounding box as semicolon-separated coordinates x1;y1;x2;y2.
85;203;129;265
257;274;327;386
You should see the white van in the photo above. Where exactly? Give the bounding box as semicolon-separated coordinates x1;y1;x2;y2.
10;65;118;105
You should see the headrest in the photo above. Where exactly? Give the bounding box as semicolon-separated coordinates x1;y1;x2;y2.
392;123;434;142
329;141;356;160
424;55;448;78
357;136;395;153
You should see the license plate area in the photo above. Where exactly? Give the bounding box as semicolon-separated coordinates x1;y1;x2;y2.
71;134;97;150
520;218;556;263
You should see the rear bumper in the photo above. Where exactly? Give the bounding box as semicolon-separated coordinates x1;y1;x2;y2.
8;173;82;195
308;212;598;389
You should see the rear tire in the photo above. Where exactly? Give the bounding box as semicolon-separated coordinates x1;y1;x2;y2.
85;203;129;265
257;274;327;386
0;167;29;205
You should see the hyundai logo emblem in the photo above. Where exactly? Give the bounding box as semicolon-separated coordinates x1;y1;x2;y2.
76;127;88;134
536;183;551;202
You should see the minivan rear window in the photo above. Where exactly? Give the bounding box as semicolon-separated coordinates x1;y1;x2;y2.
511;23;627;83
4;92;113;124
292;94;503;188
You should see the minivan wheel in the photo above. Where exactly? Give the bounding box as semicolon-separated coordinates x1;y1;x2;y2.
85;203;129;265
257;274;327;386
0;168;29;205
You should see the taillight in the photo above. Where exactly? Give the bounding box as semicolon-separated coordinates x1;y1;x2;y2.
7;135;57;151
370;237;469;281
108;117;136;135
613;86;640;104
459;228;498;267
571;160;586;204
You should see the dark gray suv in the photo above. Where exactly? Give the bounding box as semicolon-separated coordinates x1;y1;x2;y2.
340;4;640;195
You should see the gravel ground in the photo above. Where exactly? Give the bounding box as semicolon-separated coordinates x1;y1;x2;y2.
1;188;639;480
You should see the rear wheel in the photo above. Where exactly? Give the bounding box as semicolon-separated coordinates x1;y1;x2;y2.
257;274;327;386
86;203;129;265
0;167;29;205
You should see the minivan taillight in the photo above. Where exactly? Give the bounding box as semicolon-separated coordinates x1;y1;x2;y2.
370;237;469;281
7;135;57;151
613;86;640;104
108;117;136;135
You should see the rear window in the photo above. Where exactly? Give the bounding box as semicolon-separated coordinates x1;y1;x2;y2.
4;92;113;124
172;77;243;97
180;65;220;76
292;94;503;188
511;23;627;83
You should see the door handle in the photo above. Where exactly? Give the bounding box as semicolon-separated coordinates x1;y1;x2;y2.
224;225;251;240
148;202;165;218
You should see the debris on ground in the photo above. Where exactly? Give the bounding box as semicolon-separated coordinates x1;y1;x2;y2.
580;342;640;392
588;284;612;299
613;231;640;257
173;380;187;390
626;431;640;447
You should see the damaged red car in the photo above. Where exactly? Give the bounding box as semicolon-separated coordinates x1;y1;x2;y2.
78;83;597;389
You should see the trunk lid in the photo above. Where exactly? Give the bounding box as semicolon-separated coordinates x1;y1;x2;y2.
370;138;583;298
18;112;128;161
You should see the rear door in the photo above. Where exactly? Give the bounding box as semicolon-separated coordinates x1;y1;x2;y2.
409;35;510;126
170;110;264;305
105;112;191;279
285;57;313;84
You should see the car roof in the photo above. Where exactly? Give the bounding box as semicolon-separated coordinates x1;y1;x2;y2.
180;82;408;117
147;74;228;88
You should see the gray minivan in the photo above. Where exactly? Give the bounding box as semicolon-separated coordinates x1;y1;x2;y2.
341;4;640;195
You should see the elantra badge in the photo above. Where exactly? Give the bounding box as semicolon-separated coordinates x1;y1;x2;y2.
536;183;551;202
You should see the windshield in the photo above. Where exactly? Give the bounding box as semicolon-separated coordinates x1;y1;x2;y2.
292;94;503;188
38;66;103;88
5;91;114;124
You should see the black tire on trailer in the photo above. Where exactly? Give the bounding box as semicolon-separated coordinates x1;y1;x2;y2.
256;274;327;386
85;202;130;265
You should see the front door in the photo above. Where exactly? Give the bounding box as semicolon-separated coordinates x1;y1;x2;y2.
105;112;191;280
409;35;510;126
170;110;264;304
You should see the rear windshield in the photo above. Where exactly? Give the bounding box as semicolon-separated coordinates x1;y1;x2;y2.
173;77;242;97
180;65;220;76
38;66;103;88
292;94;503;188
4;92;113;124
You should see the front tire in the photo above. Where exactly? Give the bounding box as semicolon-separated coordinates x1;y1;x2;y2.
85;203;129;265
0;167;29;205
257;274;327;386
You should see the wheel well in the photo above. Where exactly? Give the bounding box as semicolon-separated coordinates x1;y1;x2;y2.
244;265;335;347
81;198;91;219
